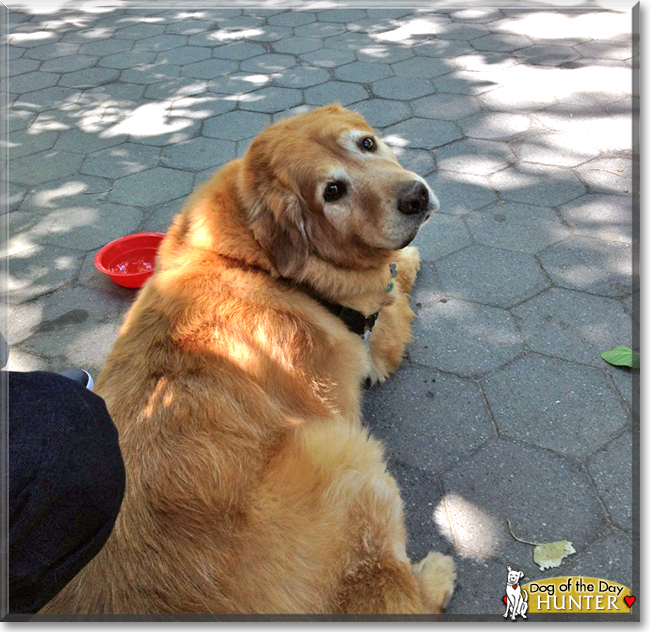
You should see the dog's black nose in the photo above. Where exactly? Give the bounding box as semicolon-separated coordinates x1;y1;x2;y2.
397;181;429;216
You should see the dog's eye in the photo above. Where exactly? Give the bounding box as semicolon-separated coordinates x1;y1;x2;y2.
360;136;376;152
323;181;347;203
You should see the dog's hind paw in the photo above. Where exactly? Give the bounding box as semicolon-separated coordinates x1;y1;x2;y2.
412;551;456;614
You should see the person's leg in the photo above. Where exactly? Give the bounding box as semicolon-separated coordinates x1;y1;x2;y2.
9;371;125;614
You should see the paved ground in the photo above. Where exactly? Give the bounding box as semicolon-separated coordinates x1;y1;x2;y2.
5;4;637;617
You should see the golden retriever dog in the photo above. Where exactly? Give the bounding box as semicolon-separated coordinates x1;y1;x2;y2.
42;104;455;615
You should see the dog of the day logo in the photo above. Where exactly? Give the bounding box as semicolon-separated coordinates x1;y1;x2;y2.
503;566;529;620
504;573;635;615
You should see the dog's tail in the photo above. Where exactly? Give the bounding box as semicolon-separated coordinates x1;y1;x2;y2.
522;589;529;601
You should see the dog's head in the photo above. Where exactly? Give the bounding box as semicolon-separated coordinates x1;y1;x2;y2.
238;104;439;278
507;566;525;585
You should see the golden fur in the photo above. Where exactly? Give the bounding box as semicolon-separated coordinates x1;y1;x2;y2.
41;104;455;615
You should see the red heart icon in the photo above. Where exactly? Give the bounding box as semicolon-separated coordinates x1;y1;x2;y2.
624;595;635;608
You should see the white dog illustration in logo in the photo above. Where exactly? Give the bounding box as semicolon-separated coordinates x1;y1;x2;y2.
503;565;528;620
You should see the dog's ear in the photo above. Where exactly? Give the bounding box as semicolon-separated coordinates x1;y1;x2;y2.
249;186;309;278
507;566;512;572
519;571;525;580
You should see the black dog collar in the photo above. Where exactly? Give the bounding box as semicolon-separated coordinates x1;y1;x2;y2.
295;263;397;338
316;299;379;337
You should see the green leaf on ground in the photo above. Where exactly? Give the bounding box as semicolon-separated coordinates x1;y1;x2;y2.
601;346;640;369
507;520;576;572
533;540;576;571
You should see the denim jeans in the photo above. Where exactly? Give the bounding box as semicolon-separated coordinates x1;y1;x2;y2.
9;371;125;614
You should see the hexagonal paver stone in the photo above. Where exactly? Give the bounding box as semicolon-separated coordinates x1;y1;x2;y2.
449;7;502;22
59;67;121;89
13;85;82;112
588;432;633;532
482;354;629;458
318;8;367;22
383;118;463;150
391;147;435;176
240;54;297;74
81;143;161;179
391;56;451;79
304;82;368;107
8;183;27;212
352;99;411;128
23;41;79;60
471;33;531;52
155;46;212;66
8;127;58;159
98;50;157;70
10;150;84;186
8;244;86;304
179;58;239;80
54;128;127;154
323;31;375;51
412;39;475;60
438;244;550;308
9;71;59;94
239;86;304;113
10;285;124;375
466;201;570;253
268;11;316;27
512;287;633;367
437;23;490;41
539;236;632;298
356;44;415;64
411;93;481;121
514;44;580;66
413;212;471;261
41;55;97;73
161;137;236;172
138;197;185;235
334;61;393;83
362;365;494;473
490;163;586;207
478;83;557;113
426;171;497;216
513;131;601;168
203;110;271;141
372;76;435;100
78;38;132;57
411;297;523;378
575;39;633;61
208;73;271;96
575;156;632;196
440;439;609;555
117;23;166;40
8;58;42;77
18;175;112;214
294;22;345;38
135;34;186;52
273;66;330;89
458;111;532;140
558;194;632;244
273;37;322;55
302;47;356;68
4;211;44;258
214;41;266;60
566;531;635;591
43;200;143;251
381;461;450;563
109;167;194;207
436;138;514;176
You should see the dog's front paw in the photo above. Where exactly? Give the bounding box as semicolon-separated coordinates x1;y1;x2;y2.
412;551;456;613
366;359;392;386
395;246;421;294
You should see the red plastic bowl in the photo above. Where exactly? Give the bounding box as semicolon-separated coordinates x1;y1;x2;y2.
94;232;165;289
